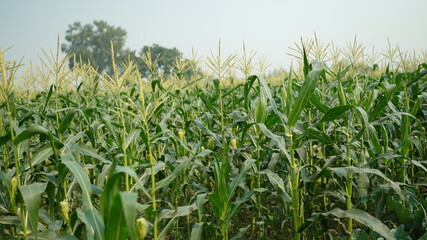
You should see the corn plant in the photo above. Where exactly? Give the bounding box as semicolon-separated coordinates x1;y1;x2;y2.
0;37;427;240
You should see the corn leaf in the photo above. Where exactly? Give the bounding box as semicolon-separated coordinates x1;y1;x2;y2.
62;153;104;239
288;69;322;127
18;182;47;236
321;208;393;240
13;124;49;145
58;108;80;133
191;223;204;240
330;166;403;199
321;105;353;122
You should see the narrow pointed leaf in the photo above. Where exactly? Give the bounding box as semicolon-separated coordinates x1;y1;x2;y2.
306;127;334;145
261;169;291;202
194;119;222;147
191;223;204;240
288;69;322;127
256;75;287;125
227;159;255;203
369;84;396;121
155;158;191;190
310;94;330;113
330;166;403;199
21;145;54;171
257;123;291;162
59;108;80;133
119;192;137;240
321;105;353;122
62;153;104;239
321;208;393;240
18;182;47;235
14;124;48;145
123;129;141;150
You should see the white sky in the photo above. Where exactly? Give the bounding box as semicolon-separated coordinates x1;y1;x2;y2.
1;0;426;71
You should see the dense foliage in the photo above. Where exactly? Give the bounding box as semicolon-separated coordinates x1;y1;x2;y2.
62;20;184;77
1;40;427;240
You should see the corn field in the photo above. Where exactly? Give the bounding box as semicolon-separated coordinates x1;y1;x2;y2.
1;38;427;240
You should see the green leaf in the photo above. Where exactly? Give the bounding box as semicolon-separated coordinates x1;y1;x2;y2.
78;143;110;164
260;169;291;202
62;157;92;210
419;231;427;240
369;83;396;121
119;192;137;240
256;75;287;125
337;79;347;106
18;182;47;236
407;68;427;86
20;144;54;172
158;204;198;240
196;193;207;222
28;231;56;240
230;225;251;240
411;160;427;173
321;208;393;240
320;105;353;122
306;127;334;145
59;108;80;133
0;133;11;147
354;107;369;129
367;125;382;153
117;166;151;199
330;166;403;199
196;149;213;157
244;75;257;110
158;216;178;240
310;94;330;114
227;159;255;203
105;192;137;240
155;158;191;190
56;232;79;240
302;47;312;77
28;231;78;240
158;203;198;221
100;173;122;225
43;85;54;112
77;207;104;240
6;92;16;117
257;123;291;162
225;190;254;226
123;129;141;150
194;119;222;148
62;152;104;239
198;92;218;114
191;223;204;240
390;225;411;240
0;216;21;225
387;196;423;230
13;124;49;145
288;69;322;127
352;229;370;240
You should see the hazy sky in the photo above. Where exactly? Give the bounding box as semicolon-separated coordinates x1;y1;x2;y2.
1;0;426;71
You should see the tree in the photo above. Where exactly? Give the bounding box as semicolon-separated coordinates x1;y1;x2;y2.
61;20;133;74
137;44;182;78
62;21;188;79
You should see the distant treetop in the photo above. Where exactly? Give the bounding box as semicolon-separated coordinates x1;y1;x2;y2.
62;20;184;78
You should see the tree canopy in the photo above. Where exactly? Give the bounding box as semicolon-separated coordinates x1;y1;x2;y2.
136;44;182;78
61;20;133;74
62;20;184;78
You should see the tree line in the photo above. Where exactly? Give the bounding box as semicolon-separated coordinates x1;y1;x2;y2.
61;20;189;78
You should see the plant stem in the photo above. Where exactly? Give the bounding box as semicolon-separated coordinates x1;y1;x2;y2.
149;148;158;240
289;127;301;240
345;124;353;239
